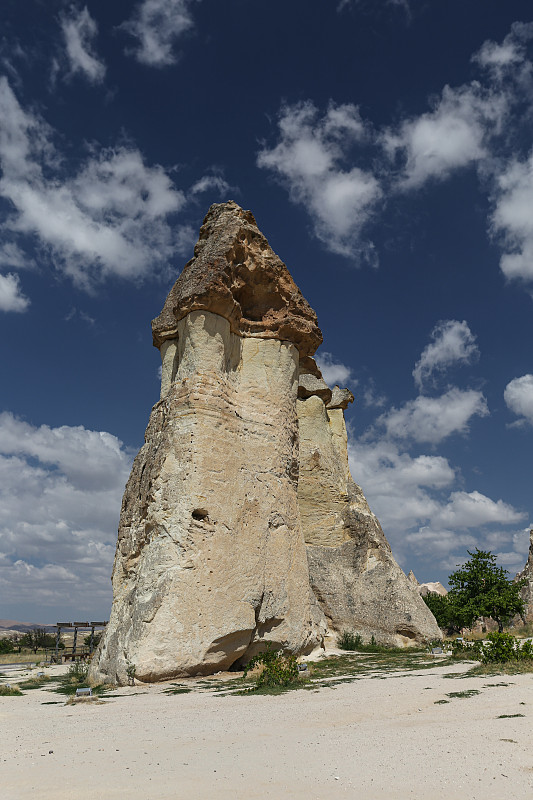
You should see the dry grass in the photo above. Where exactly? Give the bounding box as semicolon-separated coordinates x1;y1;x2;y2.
0;652;40;665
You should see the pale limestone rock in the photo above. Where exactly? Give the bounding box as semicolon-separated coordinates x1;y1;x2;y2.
516;530;533;621
419;582;448;597
90;204;326;685
327;386;355;410
407;570;419;585
298;393;442;646
298;372;332;404
91;201;439;683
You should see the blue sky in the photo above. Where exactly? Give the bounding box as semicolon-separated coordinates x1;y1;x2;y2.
1;0;533;622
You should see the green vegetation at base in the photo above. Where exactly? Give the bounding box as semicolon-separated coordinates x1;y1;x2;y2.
336;630;429;654
49;661;109;697
163;683;192;695
241;647;300;694
0;684;22;696
18;675;53;690
451;632;533;666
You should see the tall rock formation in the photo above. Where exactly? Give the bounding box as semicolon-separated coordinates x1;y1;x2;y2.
90;202;439;685
297;367;441;646
516;530;533;622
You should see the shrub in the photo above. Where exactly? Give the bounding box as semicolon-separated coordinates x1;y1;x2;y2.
243;646;299;689
0;639;15;654
126;661;136;685
68;661;89;683
337;631;363;651
0;684;22;696
451;632;533;664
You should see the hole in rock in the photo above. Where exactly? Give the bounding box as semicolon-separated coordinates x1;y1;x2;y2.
396;628;417;640
192;509;209;521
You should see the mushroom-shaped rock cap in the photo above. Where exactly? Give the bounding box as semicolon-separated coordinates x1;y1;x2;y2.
152;201;323;357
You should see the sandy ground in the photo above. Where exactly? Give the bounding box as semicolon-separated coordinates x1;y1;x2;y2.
1;660;532;800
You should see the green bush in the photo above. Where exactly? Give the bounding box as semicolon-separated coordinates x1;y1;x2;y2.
451;639;482;659
337;631;363;651
451;632;533;664
243;647;299;689
0;639;15;654
68;661;89;683
520;639;533;658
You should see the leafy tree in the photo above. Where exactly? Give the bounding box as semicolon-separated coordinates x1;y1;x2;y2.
447;549;526;633
422;592;456;633
84;632;101;649
20;628;59;652
0;638;15;654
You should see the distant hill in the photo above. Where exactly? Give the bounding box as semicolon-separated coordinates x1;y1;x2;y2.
0;619;55;632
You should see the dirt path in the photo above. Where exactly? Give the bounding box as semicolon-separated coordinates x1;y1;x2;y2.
1;663;532;799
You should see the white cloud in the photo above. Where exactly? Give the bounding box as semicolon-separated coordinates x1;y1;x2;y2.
59;5;106;84
349;437;454;528
121;0;197;68
0;273;29;312
0;413;133;612
0;78;227;292
504;374;533;425
257;101;382;261
349;422;527;574
361;378;387;409
433;490;525;529
255;23;533;280
315;351;354;387
490;152;533;282
413;320;479;389
376;387;488;444
189;174;231;196
0;241;34;269
472;21;533;85
382;84;505;188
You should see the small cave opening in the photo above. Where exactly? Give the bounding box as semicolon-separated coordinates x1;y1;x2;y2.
192;508;209;522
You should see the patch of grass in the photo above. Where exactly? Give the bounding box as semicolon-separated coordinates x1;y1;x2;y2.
461;660;533;678
0;652;39;665
446;689;481;699
434;699;449;704
52;682;110;696
163;684;192;695
337;631;363;651
46;661;111;697
19;676;53;690
336;631;427;655
0;684;22;696
510;621;533;639
41;701;62;705
497;713;525;718
482;682;513;688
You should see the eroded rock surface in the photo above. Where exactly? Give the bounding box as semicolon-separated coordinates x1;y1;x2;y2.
297;387;441;646
91;201;439;684
90;204;325;685
517;530;533;621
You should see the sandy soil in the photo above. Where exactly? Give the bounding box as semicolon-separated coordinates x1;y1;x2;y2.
1;661;532;800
